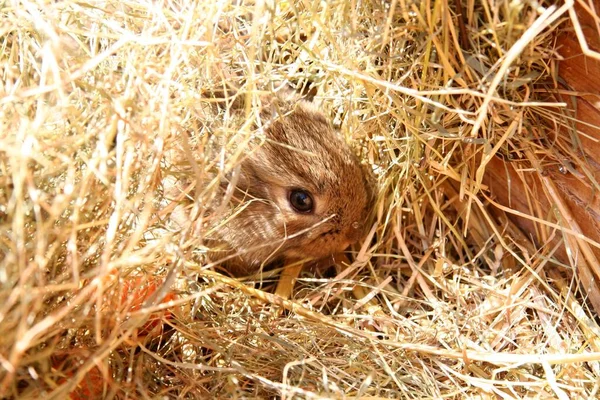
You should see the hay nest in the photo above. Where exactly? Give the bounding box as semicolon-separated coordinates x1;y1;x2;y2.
2;0;600;398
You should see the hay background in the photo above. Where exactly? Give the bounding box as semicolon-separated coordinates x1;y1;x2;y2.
1;0;600;398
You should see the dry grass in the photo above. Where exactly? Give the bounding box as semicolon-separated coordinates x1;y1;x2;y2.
2;0;600;398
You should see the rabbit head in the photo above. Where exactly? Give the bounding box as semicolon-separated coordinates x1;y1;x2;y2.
210;92;375;275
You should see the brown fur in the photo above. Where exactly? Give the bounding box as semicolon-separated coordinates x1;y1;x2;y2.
209;93;375;275
165;90;375;276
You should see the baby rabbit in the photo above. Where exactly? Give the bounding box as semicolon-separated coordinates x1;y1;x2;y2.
165;88;375;276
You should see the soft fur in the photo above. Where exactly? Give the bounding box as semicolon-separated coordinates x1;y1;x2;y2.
166;91;375;275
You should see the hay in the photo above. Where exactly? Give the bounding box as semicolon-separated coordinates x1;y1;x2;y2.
2;0;600;398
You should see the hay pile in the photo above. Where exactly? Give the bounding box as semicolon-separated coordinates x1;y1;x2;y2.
2;0;600;398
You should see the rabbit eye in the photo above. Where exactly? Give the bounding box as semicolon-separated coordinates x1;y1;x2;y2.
289;189;314;213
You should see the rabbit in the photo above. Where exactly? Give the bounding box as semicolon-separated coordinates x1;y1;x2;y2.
163;87;376;277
